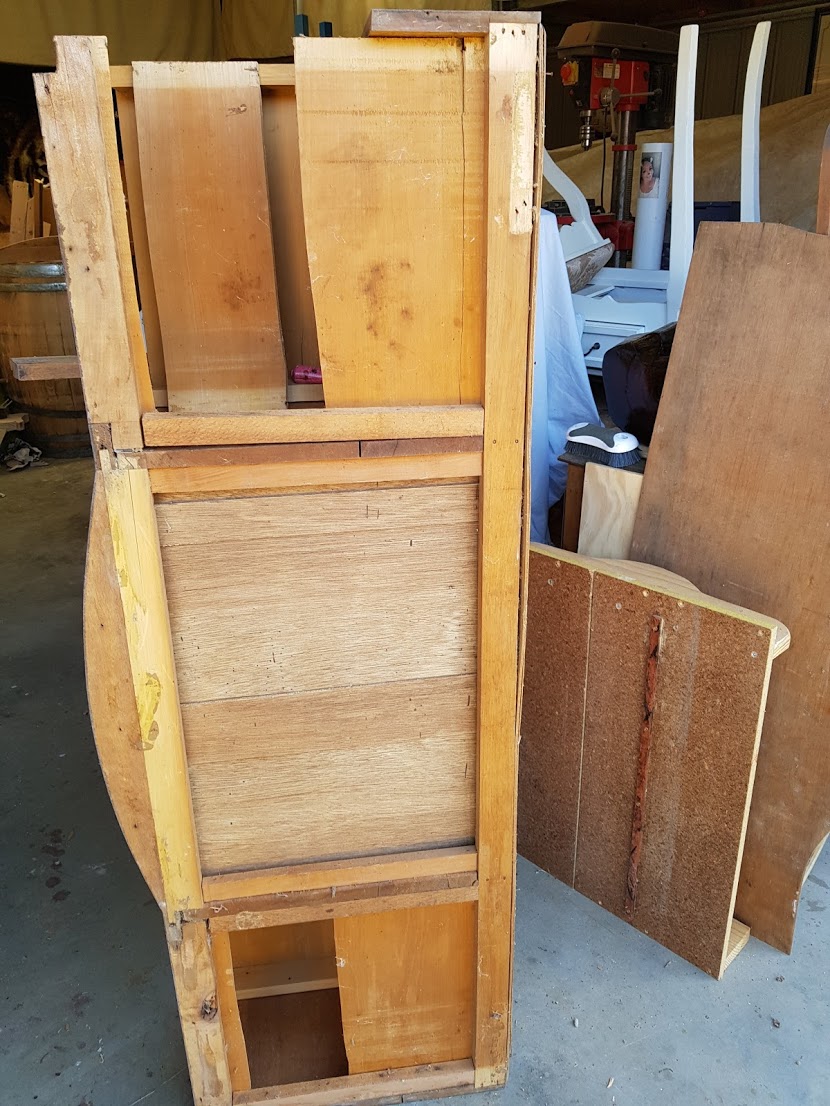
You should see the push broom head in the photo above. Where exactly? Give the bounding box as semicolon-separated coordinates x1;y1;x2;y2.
565;422;642;469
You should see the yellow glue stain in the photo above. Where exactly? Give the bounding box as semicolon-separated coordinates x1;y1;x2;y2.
138;672;162;750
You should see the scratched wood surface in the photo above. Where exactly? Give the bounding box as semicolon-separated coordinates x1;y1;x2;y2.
520;546;786;977
631;221;830;954
133;61;286;412
294;37;485;407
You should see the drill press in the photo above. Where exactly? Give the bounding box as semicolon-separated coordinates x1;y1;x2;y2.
556;22;679;265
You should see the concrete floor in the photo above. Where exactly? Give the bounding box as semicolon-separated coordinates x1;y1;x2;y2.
2;457;828;1106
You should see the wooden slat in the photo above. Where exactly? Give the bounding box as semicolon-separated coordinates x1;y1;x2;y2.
209;882;479;933
0;413;28;432
474;23;538;1087
724;919;751;971
359;436;483;458
183;676;476;873
212;929;252;1092
577;464;644;559
334;902;476;1072
167;922;232;1105
148;452;481;495
294;37;481;406
35;37;152;450
11;355;81;381
142;405;484;446
366;9;541;36
235;958;338;1000
817;123;830;236
630;222;830;954
132;61;286;413
234;1060;475;1106
101;462;202;918
139;442;359;469
111;63;297;89
203;846;478;902
261;87;320;383
115;89;167;393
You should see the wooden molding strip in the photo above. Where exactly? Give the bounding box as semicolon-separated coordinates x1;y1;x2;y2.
148;452;482;495
234;1059;476;1106
365;9;541;37
142;405;484;446
111;63;296;89
205;878;479;932
234;958;338;1001
203;846;478;902
138;442;359;469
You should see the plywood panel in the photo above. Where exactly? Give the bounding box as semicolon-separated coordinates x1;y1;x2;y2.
334;902;476;1073
577;464;643;560
158;484;478;704
294;38;485;406
239;991;348;1088
183;674;476;873
133;61;286;412
518;550;591;885
630;222;830;953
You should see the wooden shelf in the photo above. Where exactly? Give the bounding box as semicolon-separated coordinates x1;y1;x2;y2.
235;958;338;1001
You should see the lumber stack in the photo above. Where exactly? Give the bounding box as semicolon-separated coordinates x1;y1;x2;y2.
38;14;542;1106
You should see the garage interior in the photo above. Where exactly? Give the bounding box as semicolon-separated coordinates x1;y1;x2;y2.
1;3;828;1106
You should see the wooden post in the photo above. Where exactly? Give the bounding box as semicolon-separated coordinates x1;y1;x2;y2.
167;921;233;1106
34;37;154;450
474;22;538;1087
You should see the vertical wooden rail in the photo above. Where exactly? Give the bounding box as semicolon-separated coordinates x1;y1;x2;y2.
101;460;203;921
33;37;154;449
474;22;539;1087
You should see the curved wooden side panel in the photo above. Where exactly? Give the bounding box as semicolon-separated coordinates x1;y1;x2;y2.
84;473;164;904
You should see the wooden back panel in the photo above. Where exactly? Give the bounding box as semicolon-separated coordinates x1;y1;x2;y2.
159;483;478;873
132;62;286;412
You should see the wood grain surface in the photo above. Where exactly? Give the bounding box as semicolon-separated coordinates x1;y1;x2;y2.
158;484;478;703
630;221;830;953
133;61;286;412
334;902;476;1072
577;464;643;559
294;38;484;406
183;675;476;873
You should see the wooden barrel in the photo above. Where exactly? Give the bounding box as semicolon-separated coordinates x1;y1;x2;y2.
0;236;90;456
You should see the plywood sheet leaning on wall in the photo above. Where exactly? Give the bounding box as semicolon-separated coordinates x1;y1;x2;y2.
132;61;287;413
294;36;486;407
519;545;790;978
630;221;830;954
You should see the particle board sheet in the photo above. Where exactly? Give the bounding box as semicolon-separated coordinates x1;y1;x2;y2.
157;483;478;703
132;61;286;412
517;551;591;886
630;221;830;954
519;547;785;977
334;902;476;1073
182;674;476;872
293;37;486;407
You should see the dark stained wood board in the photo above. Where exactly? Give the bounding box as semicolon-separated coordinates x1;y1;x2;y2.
132;62;286;413
519;546;787;977
630;221;830;954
